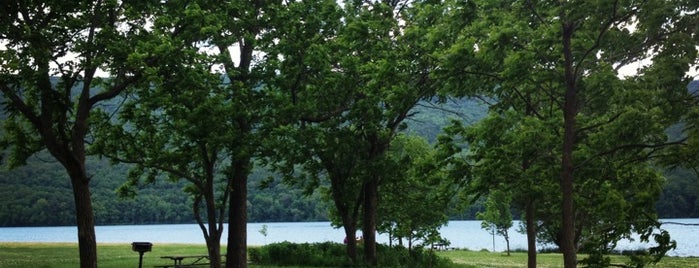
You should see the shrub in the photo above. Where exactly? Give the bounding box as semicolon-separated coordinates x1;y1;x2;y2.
249;242;454;267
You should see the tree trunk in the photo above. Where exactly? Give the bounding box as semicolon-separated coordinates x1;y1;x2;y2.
226;159;249;268
525;200;537;268
504;230;511;256
362;179;378;266
326;168;358;263
60;148;97;268
343;222;358;264
560;118;577;268
560;21;578;268
205;186;223;268
69;175;98;268
206;237;222;268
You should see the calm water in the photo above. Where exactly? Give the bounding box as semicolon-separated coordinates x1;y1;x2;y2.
1;220;698;257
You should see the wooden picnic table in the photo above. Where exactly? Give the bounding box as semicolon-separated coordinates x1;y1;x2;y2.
156;255;210;268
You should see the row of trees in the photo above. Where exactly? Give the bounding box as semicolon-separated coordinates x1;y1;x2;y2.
2;1;698;268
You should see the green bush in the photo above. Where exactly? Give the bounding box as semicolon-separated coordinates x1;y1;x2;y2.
249;241;349;266
249;242;454;267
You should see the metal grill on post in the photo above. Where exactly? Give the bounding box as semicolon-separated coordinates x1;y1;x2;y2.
131;242;152;268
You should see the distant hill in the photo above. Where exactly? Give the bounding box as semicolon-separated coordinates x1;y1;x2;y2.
405;98;489;143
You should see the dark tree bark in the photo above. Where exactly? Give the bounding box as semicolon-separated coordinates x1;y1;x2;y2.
525;200;537;268
560;20;579;268
227;158;250;268
66;162;98;268
342;220;359;264
329;174;359;263
196;177;223;268
362;178;379;266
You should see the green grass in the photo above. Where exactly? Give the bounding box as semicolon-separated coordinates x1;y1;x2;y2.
436;250;699;268
0;242;697;268
0;243;213;268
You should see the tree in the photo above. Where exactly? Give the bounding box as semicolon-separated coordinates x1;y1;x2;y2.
94;1;279;267
95;47;232;268
378;134;454;251
0;1;164;267
451;108;560;267
476;190;513;256
438;0;698;267
265;0;470;265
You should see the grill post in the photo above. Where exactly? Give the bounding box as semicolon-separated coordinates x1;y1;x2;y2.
131;242;152;268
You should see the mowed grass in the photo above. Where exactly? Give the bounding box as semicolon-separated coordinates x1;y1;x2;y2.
1;242;697;268
436;250;699;268
0;242;213;268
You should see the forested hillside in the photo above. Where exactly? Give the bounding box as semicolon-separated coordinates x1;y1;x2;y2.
0;98;697;226
0;153;339;226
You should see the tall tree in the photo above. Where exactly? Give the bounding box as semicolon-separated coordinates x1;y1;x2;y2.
444;108;560;267
265;0;472;265
439;0;698;267
95;1;278;267
208;1;276;266
0;1;164;267
262;0;361;262
95;44;231;268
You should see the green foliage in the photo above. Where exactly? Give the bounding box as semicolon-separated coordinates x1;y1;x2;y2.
0;154;332;226
248;175;330;223
476;190;513;252
379;134;454;248
263;0;470;264
249;242;348;267
249;242;453;268
1;1;184;264
2;97;699;226
656;168;699;218
437;0;698;267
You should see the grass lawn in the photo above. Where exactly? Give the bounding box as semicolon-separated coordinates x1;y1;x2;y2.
436;250;699;268
0;243;212;268
0;242;697;267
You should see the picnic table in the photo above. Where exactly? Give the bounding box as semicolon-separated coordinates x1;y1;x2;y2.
155;255;210;268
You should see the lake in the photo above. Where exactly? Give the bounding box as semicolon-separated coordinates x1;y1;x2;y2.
1;219;697;257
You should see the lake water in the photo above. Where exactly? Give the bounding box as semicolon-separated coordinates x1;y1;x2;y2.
1;219;698;257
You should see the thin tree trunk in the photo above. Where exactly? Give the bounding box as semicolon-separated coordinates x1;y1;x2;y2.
362;179;378;266
205;180;223;268
560;20;578;268
526;200;537;268
505;230;511;256
227;159;249;268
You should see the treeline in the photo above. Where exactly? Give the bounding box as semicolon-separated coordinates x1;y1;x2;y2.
0;155;332;226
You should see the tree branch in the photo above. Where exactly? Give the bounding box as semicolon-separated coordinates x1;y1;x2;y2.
575;139;687;169
0;84;41;127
